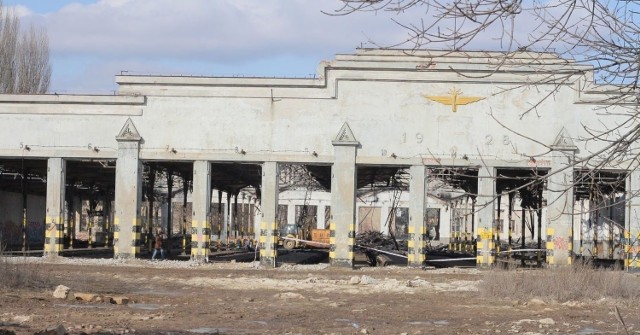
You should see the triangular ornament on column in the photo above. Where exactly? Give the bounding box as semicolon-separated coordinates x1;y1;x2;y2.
116;118;142;141
332;122;359;146
551;127;577;151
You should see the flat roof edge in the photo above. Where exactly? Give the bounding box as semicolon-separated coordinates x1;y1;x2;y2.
0;93;145;105
115;75;323;87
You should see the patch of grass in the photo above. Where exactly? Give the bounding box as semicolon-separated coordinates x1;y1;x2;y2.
479;261;640;302
0;238;50;291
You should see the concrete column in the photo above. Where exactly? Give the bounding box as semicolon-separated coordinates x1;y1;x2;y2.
381;203;390;235
219;192;229;243
223;192;231;243
626;170;640;271
317;204;326;229
476;165;496;267
241;194;247;238
287;203;296;226
330;123;359;267
191;161;211;262
260;161;279;266
44;157;65;256
253;197;262;241
229;194;236;241
114;119;142;259
546;130;577;266
71;196;81;249
408;165;427;267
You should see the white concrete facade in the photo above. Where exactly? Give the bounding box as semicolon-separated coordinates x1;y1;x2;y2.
0;49;637;268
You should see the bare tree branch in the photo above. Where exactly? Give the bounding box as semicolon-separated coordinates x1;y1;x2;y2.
0;0;51;94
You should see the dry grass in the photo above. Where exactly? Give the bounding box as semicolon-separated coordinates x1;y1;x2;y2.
479;261;640;302
0;240;50;291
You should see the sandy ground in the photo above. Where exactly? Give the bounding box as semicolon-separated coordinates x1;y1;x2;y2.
0;257;638;335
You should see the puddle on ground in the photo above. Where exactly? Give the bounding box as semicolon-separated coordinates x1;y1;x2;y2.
134;289;183;297
54;303;109;309
188;327;230;334
334;319;359;328
129;303;161;310
577;327;602;335
407;320;450;326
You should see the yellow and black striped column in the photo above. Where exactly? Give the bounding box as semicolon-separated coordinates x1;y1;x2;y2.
625;171;640;271
114;118;143;259
259;161;279;266
328;222;355;265
191;160;212;261
476;166;496;267
330;123;359;267
624;232;639;270
44;157;66;256
546;227;573;266
408;165;427;267
131;218;142;256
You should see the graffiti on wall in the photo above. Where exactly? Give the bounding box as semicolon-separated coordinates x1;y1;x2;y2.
553;236;568;251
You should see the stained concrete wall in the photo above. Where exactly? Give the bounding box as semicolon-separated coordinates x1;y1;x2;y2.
0;49;636;265
0;191;46;246
0;50;631;170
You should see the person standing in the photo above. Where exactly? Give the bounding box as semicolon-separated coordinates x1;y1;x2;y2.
152;229;167;260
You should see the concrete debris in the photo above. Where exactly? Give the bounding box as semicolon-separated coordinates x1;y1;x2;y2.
539;318;555;325
74;293;100;302
528;298;546;305
33;325;66;335
73;293;131;305
274;292;304;300
356;231;407;266
108;296;130;305
52;285;70;299
375;255;392;267
358;275;377;285
348;275;377;286
12;315;31;324
561;300;582;307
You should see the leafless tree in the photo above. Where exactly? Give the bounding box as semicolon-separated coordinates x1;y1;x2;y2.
330;3;637;110
329;1;640;261
329;1;640;178
0;0;51;94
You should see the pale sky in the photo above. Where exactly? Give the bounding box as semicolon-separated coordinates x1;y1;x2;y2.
3;0;431;93
2;0;545;94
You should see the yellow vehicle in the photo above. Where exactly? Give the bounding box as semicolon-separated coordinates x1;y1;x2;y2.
279;223;303;250
278;224;330;250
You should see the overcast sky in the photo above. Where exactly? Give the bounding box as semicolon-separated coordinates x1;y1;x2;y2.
2;0;433;93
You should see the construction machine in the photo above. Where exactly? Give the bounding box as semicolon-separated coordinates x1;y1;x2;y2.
279;222;304;250
278;223;329;250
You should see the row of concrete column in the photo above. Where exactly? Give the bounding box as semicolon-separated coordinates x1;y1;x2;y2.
39;122;640;269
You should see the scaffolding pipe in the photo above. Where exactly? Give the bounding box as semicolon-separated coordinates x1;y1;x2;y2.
537;189;543;266
496;194;502;258
166;170;174;256
181;176;189;256
508;192;514;259
521;207;526;267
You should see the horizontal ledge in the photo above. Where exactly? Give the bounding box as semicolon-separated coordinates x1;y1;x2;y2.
0;94;146;105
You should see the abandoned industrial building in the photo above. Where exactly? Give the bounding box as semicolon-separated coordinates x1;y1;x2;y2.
0;48;638;269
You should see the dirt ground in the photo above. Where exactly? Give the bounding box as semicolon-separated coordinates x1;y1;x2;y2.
0;257;638;335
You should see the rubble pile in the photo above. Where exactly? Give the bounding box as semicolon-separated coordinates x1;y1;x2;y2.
355;231;407;266
355;231;407;252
